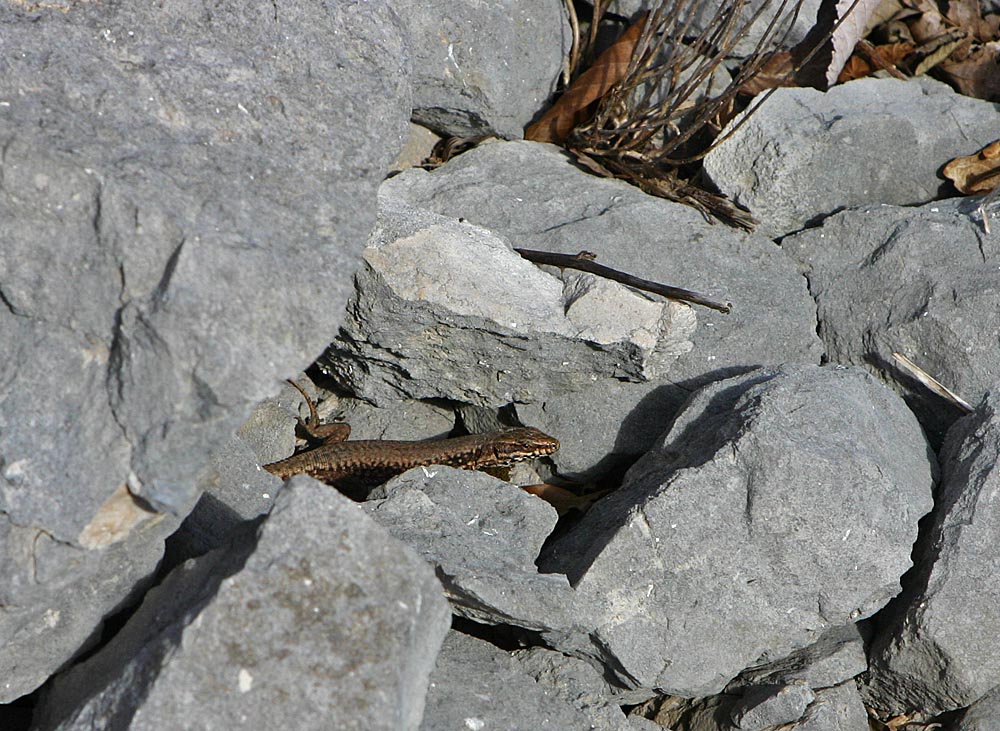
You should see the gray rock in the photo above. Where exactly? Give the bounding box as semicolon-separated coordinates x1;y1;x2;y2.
796;681;870;731
541;364;935;696
955;685;1000;731
420;631;593;731
365;467;598;641
395;0;570;138
603;0;823;58
382;139;822;470
0;1;409;700
34;477;450;731
730;682;815;729
863;391;1000;716
0;507;179;706
323;193;697;407
704;77;1000;236
783;197;999;444
726;623;869;693
514;647;650;730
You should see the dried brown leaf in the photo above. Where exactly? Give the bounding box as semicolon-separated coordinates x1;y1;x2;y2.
942;138;1000;194
946;0;994;41
525;13;649;144
837;40;914;80
520;484;608;515
910;30;968;74
937;40;1000;99
737;50;797;94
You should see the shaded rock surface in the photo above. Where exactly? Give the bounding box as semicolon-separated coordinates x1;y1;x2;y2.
784;197;999;444
704;77;1000;236
323;193;697;406
0;1;409;701
396;0;570;137
862;390;1000;716
33;478;450;731
420;631;593;731
955;685;1000;731
540;364;935;695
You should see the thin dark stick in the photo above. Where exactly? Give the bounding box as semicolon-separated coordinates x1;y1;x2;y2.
514;248;731;314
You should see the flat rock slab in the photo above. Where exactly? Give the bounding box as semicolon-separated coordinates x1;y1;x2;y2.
704;77;1000;236
324;194;696;406
863;391;1000;716
397;0;569;137
420;631;593;731
382;139;822;472
0;2;409;700
783;197;999;442
34;478;450;731
540;364;935;696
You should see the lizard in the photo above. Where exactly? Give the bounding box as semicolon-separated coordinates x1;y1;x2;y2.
263;381;559;489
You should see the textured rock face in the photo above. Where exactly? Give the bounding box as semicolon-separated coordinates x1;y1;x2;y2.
704;77;1000;236
323;194;697;406
540;364;935;695
783;197;1000;444
862;391;1000;716
395;0;570;138
0;0;410;702
33;478;451;731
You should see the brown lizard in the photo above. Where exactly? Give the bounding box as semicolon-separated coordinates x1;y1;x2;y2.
263;382;559;489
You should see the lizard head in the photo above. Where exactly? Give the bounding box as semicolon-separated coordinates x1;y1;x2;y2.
488;427;559;466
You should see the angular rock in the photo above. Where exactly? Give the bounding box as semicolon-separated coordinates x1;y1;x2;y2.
796;681;870;731
704;77;1000;236
365;467;598;642
0;1;409;700
323;194;697;406
783;197;999;444
725;623;869;693
420;631;593;731
862;391;1000;716
396;0;570;138
514;647;648;730
730;682;815;729
540;364;935;696
33;478;450;731
381;139;822;471
955;685;1000;731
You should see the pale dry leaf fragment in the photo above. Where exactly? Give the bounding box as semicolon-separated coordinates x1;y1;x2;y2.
826;0;887;84
78;483;161;549
891;352;974;413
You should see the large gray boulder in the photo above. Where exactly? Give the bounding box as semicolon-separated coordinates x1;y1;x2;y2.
0;0;410;701
704;77;1000;236
33;478;451;731
540;364;935;696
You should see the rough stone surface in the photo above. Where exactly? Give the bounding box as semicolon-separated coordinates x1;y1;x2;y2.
784;197;999;444
730;682;815;729
33;478;451;731
420;631;593;731
725;623;869;693
0;1;409;701
382;139;822;471
796;681;871;731
365;467;597;642
323;193;697;407
863;391;1000;716
704;77;1000;236
515;647;651;730
395;0;570;138
540;364;935;696
955;685;1000;731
